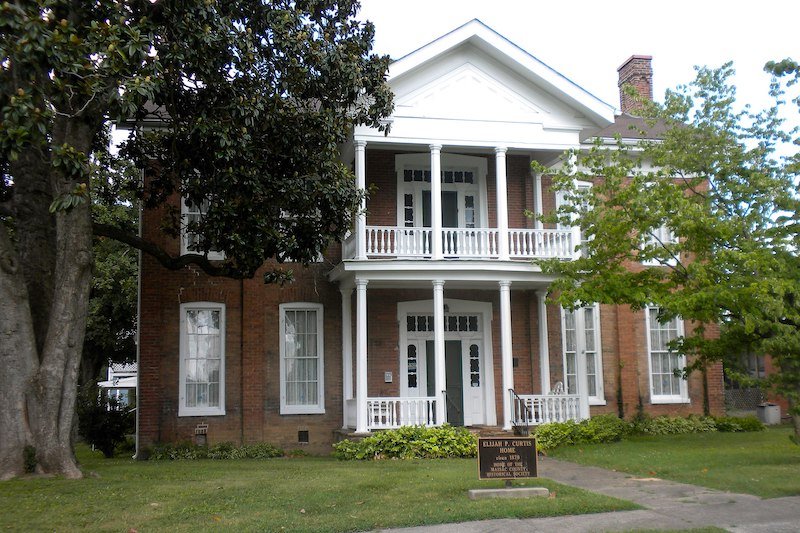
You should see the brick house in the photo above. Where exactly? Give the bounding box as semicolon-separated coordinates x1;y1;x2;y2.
136;20;724;455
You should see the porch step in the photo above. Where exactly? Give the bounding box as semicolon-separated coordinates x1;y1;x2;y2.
468;425;515;437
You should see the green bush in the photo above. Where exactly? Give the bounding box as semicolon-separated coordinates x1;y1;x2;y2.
333;425;477;460
633;415;717;435
535;415;630;451
714;416;765;432
77;386;135;458
151;441;284;460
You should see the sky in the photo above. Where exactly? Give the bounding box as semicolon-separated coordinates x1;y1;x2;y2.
358;0;799;117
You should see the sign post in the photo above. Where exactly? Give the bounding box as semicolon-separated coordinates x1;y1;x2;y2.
469;436;549;500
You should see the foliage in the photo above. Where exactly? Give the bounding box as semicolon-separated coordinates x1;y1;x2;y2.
76;386;135;458
149;441;284;461
633;415;717;436
714;416;765;433
333;425;477;460
536;414;763;451
535;415;631;451
535;61;800;439
0;0;392;478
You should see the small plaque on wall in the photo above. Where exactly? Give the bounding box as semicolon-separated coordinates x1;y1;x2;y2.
384;371;393;383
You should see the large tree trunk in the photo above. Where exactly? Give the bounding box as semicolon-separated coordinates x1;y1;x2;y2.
0;115;95;479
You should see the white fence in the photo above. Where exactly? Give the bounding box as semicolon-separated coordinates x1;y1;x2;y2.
510;392;582;426
366;397;438;430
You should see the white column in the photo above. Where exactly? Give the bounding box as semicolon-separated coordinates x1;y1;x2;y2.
355;279;369;433
432;280;446;424
430;144;443;260
340;288;353;428
495;147;510;260
533;171;543;231
355;140;367;260
576;309;591;420
499;280;514;430
536;290;551;395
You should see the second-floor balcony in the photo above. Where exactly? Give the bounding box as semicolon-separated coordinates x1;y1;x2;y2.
343;226;577;261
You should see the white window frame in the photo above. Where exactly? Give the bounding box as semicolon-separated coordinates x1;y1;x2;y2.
560;304;605;405
642;225;678;266
645;306;689;404
181;196;225;260
555;180;592;254
279;302;325;415
394;153;489;230
179;302;226;417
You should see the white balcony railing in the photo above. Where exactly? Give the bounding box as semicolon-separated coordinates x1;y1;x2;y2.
351;226;574;260
366;396;438;430
510;392;582;426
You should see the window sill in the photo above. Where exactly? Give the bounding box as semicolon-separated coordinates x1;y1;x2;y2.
178;407;226;417
650;397;690;405
589;398;607;406
280;406;326;416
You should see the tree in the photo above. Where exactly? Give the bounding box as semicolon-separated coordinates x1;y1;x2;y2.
0;0;392;479
536;63;800;440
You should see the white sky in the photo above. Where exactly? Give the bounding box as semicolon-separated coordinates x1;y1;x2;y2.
358;0;799;118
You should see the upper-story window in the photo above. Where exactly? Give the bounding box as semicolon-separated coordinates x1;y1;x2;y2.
642;225;678;266
555;180;592;254
182;197;224;260
395;153;488;230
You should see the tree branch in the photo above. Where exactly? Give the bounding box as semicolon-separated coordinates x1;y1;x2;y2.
93;222;240;278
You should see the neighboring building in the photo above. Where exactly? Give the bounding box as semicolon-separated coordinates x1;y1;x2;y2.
137;20;724;454
98;362;137;409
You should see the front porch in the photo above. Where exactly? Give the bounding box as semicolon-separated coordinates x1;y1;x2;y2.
344;391;583;432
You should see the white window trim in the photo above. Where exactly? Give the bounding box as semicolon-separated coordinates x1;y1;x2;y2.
279;302;325;415
555;180;592;254
560;304;605;405
181;196;225;260
645;306;689;404
642;225;678;266
394;153;489;230
179;302;226;417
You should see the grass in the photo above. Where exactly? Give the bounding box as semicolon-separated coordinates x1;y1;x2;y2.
550;425;800;498
0;446;637;532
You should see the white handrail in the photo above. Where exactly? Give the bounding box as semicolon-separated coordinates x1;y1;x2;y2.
366;396;438;429
510;392;583;426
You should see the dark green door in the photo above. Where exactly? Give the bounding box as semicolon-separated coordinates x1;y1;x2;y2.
445;340;463;426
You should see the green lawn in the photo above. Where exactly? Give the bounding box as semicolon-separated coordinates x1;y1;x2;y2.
550;426;800;498
0;446;637;532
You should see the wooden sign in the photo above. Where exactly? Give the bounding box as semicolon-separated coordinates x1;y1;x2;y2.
477;437;537;480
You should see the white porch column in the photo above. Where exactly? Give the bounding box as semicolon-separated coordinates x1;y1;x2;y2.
340;288;353;429
430;144;443;260
355;279;369;433
355;140;367;260
536;290;551;395
576;309;591;420
495;147;510;260
432;279;446;424
499;280;514;430
533;170;543;231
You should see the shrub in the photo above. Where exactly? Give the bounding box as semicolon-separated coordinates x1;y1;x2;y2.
714;416;764;432
536;415;630;451
333;425;477;460
633;415;717;435
77;386;135;458
150;441;284;460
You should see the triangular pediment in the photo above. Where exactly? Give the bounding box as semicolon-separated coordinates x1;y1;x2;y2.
396;63;546;123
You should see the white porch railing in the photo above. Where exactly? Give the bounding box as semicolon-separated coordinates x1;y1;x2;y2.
510;392;582;426
354;226;574;260
366;396;438;430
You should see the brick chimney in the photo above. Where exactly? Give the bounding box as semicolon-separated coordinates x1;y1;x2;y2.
617;55;652;114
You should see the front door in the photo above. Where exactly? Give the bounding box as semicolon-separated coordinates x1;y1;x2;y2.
445;340;464;426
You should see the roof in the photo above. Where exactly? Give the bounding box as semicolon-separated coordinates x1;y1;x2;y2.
581;113;668;143
388;19;616;127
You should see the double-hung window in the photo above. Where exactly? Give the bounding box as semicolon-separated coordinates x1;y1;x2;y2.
646;306;688;403
179;302;225;416
280;303;325;414
182;197;224;260
642;225;678;266
561;304;604;404
555;180;592;256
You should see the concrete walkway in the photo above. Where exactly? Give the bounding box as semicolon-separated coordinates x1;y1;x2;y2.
378;457;800;532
